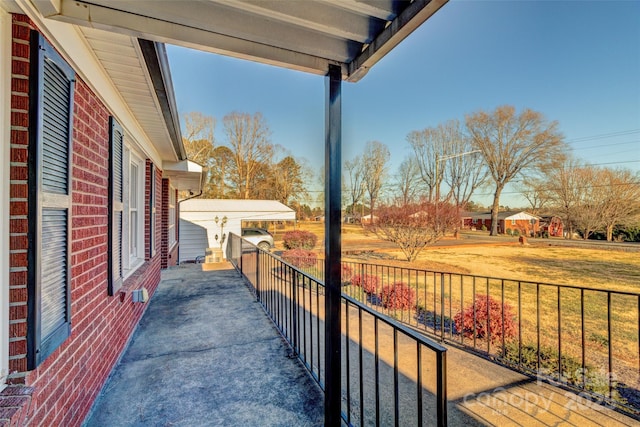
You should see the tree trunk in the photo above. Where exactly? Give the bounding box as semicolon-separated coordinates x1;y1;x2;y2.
370;196;375;226
490;186;503;236
606;224;614;242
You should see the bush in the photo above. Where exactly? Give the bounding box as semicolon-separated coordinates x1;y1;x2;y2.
481;225;487;231
283;230;318;249
506;228;512;236
350;274;379;294
281;249;317;268
380;282;416;310
453;294;517;344
341;264;353;284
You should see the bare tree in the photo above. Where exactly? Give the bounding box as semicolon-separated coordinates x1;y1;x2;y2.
441;121;488;207
466;105;566;235
517;177;551;215
573;166;608;240
223;112;273;199
394;156;422;206
361;141;390;224
368;202;460;262
546;157;585;239
182;112;217;197
599;168;640;241
407;127;447;202
345;156;365;216
210;145;234;198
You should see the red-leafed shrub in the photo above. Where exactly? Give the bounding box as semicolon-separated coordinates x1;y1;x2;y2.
283;230;318;250
380;282;416;310
350;274;379;294
453;294;517;343
341;264;353;284
281;249;318;268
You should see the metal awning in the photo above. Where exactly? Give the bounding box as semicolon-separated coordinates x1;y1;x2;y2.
32;0;447;82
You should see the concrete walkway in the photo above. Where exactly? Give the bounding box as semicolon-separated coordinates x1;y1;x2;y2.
83;264;638;427
83;263;323;427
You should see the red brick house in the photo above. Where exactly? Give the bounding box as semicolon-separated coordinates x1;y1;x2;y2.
0;5;202;425
467;211;540;236
539;215;564;237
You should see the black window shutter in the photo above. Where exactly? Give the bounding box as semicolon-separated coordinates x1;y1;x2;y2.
108;117;124;295
28;32;75;369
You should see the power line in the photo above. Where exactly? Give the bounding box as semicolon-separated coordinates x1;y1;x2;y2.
569;139;640;151
472;180;640;197
566;129;640;144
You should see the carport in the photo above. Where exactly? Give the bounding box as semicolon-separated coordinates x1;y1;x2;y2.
31;1;449;423
179;199;296;262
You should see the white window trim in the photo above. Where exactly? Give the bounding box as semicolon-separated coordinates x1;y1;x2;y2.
168;185;176;249
0;9;11;390
123;147;145;277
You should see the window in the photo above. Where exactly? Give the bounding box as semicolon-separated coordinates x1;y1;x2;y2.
127;154;144;269
511;219;516;225
109;122;145;287
27;32;74;368
168;185;176;248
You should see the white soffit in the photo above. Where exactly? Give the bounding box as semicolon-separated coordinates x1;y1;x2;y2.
162;160;204;193
31;0;449;82
78;27;177;161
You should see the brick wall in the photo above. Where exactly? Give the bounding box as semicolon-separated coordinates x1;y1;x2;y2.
7;15;164;426
8;13;31;384
160;180;178;268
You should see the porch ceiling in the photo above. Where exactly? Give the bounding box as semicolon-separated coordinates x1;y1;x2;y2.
77;28;184;161
31;0;448;82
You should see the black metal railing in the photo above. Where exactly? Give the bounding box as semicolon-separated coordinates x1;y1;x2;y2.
287;257;640;416
226;234;448;426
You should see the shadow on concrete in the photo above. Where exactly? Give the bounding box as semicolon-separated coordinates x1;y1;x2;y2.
83;264;324;427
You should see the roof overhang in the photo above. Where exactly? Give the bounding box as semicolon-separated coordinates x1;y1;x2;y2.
2;0;188;164
28;0;448;82
162;160;204;193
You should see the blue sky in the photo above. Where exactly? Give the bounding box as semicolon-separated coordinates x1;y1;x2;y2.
167;0;640;207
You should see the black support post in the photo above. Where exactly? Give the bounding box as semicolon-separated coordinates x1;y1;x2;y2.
324;64;342;426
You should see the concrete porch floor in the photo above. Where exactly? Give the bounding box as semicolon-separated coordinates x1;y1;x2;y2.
83;263;324;427
83;263;638;426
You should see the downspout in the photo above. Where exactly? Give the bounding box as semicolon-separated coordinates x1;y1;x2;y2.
175;167;207;263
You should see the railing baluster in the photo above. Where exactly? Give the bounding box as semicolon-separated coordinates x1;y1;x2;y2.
537;283;541;373
581;289;586;388
393;329;399;427
417;343;423;426
375;318;380;427
557;286;562;383
608;292;613;399
358;307;364;427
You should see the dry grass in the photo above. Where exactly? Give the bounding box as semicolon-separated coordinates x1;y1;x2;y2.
292;221;640;293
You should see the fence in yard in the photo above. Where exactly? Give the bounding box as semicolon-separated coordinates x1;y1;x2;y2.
226;233;448;426
286;257;640;417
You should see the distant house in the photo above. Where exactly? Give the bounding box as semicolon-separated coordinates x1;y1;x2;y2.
540;215;564;237
468;211;540;235
361;214;378;225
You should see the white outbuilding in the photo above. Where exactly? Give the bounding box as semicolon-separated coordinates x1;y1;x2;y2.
179;199;296;262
